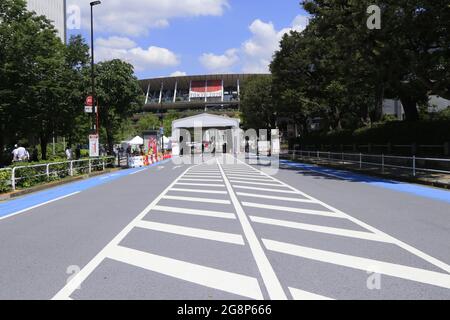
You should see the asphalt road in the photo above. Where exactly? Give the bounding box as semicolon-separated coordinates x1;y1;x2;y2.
0;154;450;300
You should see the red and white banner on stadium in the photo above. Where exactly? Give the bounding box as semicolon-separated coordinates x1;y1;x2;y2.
189;80;223;98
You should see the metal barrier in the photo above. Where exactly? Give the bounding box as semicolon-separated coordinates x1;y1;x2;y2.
284;151;450;177
1;157;115;191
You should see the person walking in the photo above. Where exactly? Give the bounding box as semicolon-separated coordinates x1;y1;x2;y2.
75;145;81;160
31;147;38;162
14;145;28;162
11;145;19;162
65;145;73;160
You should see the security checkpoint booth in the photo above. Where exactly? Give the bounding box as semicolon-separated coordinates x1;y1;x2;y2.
171;113;241;156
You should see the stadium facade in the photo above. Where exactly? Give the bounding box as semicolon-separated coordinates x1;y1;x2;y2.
139;74;269;115
138;73;301;139
26;0;67;42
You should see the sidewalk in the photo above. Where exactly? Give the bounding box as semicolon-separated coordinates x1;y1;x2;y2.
280;155;450;190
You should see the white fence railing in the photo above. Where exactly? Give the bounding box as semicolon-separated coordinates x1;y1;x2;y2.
0;157;115;191
284;151;450;177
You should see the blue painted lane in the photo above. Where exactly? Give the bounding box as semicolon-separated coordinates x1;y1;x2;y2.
280;159;450;204
0;160;171;219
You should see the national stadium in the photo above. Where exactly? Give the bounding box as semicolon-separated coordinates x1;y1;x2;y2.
139;74;267;116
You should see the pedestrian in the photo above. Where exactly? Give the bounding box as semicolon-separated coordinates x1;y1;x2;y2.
11;144;19;162
31;147;39;162
75;145;81;160
65;145;73;160
14;144;28;162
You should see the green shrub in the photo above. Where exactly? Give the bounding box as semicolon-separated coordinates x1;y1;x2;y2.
292;120;450;147
0;170;12;193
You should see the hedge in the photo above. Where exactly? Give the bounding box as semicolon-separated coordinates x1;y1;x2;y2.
0;157;113;193
291;120;450;147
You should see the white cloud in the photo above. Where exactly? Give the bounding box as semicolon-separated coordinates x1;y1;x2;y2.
170;71;187;77
69;0;229;36
242;15;309;73
96;36;136;49
199;49;239;72
95;37;179;72
199;15;309;74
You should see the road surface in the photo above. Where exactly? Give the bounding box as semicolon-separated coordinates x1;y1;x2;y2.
0;155;450;300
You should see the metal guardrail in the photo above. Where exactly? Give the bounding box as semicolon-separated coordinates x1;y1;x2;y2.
0;157;115;191
284;151;450;177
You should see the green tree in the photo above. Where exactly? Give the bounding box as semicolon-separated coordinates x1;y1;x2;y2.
92;59;143;154
240;75;276;130
136;113;160;133
162;110;181;137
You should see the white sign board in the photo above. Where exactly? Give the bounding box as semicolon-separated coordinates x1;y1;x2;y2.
85;106;97;113
89;134;99;157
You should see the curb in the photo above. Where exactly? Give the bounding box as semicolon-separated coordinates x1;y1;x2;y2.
280;156;450;190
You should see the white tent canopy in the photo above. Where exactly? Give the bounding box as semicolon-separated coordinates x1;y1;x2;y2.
128;136;144;145
172;113;240;131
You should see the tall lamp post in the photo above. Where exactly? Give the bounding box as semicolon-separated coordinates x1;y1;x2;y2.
90;1;101;137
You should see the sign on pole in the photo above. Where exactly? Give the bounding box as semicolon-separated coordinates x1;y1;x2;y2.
89;134;99;157
85;96;93;106
84;106;97;113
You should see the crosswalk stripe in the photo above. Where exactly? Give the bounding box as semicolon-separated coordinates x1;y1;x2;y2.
230;180;284;187
107;245;263;299
180;178;223;182
233;185;300;194
135;220;245;245
162;195;231;204
225;171;263;175
233;155;450;275
153;205;236;219
227;176;274;182
170;188;227;195
243;202;342;218
237;192;315;203
218;160;288;300
187;172;221;174
263;239;450;289
176;183;225;187
183;175;222;178
289;287;334;300
250;216;391;243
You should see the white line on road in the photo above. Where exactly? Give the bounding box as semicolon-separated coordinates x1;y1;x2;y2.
289;287;334;300
234;157;450;275
233;185;300;194
250;216;391;243
179;178;223;182
243;202;343;219
107;245;263;300
162;195;231;205
183;175;222;178
227;176;275;182
263;239;450;289
129;169;146;175
0;192;81;222
154;205;236;220
176;183;225;187
229;180;285;187
135;220;245;245
237;192;316;203
218;159;287;300
170;188;228;195
53;165;196;300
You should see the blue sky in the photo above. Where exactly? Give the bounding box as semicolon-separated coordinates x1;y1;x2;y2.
67;0;309;79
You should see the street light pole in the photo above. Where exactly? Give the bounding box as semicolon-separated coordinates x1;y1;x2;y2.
90;1;101;137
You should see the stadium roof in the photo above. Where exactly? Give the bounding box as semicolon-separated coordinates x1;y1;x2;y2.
139;73;270;91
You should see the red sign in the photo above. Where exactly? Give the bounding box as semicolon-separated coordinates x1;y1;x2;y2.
85;96;93;106
190;80;223;98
